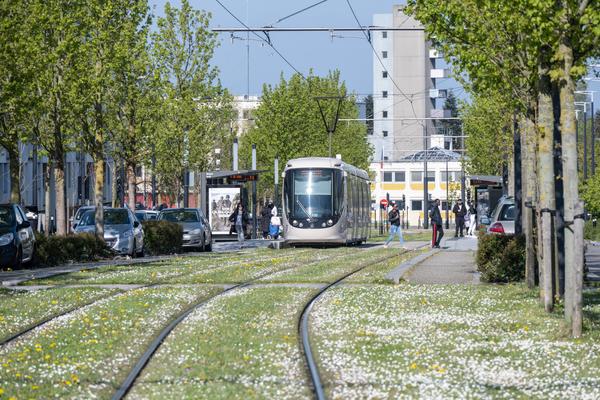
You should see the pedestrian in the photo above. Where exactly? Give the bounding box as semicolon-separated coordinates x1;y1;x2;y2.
270;206;281;240
228;203;248;243
260;202;272;239
452;199;467;237
430;199;443;248
383;202;405;249
468;201;477;236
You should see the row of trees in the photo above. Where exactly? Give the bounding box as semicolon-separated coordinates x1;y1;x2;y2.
406;0;599;336
0;0;234;237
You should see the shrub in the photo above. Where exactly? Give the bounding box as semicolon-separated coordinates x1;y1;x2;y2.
584;221;600;242
141;220;183;256
476;233;525;283
34;232;113;267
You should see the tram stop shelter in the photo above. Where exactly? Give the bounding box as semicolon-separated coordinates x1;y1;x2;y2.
468;175;503;224
198;169;266;241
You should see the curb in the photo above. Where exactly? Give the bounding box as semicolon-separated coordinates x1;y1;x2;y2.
385;248;441;284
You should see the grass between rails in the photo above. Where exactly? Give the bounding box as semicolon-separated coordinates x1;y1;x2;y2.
0;285;222;399
20;248;312;286
258;247;404;284
343;248;429;284
0;287;120;343
311;284;600;400
369;230;432;243
128;286;315;400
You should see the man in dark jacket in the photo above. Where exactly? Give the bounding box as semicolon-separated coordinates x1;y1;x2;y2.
452;199;467;237
430;199;443;248
260;202;273;239
383;203;405;249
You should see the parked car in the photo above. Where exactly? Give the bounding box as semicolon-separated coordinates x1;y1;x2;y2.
135;210;158;222
71;205;95;233
158;208;212;251
74;208;144;257
487;196;515;235
0;204;36;268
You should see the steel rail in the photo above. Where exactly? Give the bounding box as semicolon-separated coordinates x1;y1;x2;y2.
299;247;427;399
111;250;351;400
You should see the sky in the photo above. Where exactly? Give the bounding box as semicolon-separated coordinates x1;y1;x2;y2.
152;0;599;108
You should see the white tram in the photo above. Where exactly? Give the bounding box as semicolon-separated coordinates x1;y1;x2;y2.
282;157;370;245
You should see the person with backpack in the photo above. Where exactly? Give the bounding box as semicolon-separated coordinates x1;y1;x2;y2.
430;199;443;248
384;203;405;249
269;206;281;240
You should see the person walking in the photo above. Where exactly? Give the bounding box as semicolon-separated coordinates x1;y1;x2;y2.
260;202;272;239
384;203;405;249
452;199;467;237
228;203;248;243
430;199;444;248
467;201;477;236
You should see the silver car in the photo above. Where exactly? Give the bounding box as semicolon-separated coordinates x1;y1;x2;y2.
74;208;144;257
158;208;212;252
135;210;158;222
71;205;94;233
487;196;516;235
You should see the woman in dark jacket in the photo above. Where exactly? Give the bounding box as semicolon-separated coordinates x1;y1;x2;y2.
228;203;249;242
260;202;273;239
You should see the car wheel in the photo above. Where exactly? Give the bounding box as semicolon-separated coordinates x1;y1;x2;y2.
199;235;206;252
12;246;23;269
205;238;212;252
136;244;145;258
131;240;137;258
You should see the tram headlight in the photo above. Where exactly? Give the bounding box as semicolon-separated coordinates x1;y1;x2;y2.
321;222;326;228
299;222;304;228
327;219;333;226
292;220;298;226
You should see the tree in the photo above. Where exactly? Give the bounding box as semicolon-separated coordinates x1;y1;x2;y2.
461;94;512;176
364;95;373;136
151;0;231;204
240;71;372;197
439;91;462;150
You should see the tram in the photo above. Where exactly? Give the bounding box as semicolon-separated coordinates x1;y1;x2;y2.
281;157;370;245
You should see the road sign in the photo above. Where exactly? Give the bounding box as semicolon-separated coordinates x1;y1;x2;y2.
380;199;389;208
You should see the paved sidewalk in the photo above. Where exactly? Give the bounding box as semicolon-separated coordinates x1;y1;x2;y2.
405;235;479;284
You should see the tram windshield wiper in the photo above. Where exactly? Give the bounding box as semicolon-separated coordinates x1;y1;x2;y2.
296;199;311;221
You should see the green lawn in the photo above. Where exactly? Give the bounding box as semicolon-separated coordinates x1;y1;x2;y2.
310;284;600;399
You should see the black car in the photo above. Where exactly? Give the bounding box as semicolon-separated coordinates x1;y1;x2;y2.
0;204;36;269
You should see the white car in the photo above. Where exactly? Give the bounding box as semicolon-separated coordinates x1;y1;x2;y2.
486;196;516;235
74;208;144;257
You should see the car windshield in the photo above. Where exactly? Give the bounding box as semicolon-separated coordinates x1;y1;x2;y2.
500;204;516;221
75;207;92;221
135;212;145;221
284;168;343;220
0;206;15;227
79;209;130;226
160;210;199;223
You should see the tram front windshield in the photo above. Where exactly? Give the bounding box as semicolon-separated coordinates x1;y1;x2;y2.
284;168;343;223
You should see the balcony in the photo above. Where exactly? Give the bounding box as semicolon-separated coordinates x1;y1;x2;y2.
429;89;448;99
430;68;450;79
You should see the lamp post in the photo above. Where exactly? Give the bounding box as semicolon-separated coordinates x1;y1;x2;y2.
445;160;449;229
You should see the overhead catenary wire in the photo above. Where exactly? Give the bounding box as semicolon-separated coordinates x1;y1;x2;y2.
214;0;307;79
269;0;330;26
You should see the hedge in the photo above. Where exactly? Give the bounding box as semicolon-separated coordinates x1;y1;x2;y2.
34;232;114;267
476;233;525;283
141;220;183;256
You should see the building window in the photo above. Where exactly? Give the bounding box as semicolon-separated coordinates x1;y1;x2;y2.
382;31;387;38
382;130;388;137
135;166;143;178
382;90;388;98
383;156;389;161
426;171;435;183
410;171;423;182
411;200;423;211
394;171;405;182
382;111;388;118
441;171;456;182
382;71;388;78
382;51;388;58
383;172;393;182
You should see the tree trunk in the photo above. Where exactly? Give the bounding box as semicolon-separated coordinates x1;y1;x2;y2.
558;40;584;335
7;147;21;203
127;163;136;211
522;114;537;288
94;158;105;239
111;161;118;208
54;160;67;236
537;71;556;313
44;161;52;235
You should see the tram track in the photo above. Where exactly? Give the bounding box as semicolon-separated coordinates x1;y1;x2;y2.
110;250;355;400
0;250;311;348
299;246;428;400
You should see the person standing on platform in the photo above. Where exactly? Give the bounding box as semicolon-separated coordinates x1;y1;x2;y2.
467;201;478;236
452;199;467;237
229;203;248;243
260;202;272;239
430;199;443;248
